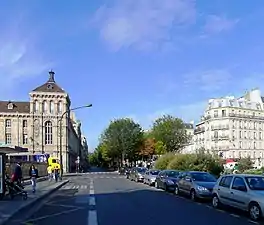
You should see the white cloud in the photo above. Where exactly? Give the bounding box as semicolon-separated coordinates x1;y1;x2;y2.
203;15;239;35
183;69;232;91
92;0;196;51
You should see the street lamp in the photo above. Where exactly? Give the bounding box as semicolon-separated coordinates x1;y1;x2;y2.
59;104;92;178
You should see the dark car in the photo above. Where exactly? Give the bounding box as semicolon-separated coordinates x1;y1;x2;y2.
155;170;181;192
175;171;217;201
129;167;147;182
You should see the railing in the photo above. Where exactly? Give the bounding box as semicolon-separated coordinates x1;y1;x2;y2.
211;125;229;130
211;136;229;141
194;127;205;134
202;113;264;121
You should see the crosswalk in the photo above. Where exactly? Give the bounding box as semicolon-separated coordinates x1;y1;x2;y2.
62;184;89;190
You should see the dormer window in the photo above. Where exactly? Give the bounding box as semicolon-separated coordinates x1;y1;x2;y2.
8;103;13;109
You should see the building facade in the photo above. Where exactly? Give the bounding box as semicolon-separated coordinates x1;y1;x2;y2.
193;88;264;168
0;71;83;172
181;122;195;153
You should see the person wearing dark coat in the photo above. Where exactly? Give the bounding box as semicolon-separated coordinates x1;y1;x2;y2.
28;164;39;193
12;162;22;183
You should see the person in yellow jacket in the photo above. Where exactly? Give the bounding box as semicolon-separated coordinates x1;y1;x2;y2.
47;165;53;181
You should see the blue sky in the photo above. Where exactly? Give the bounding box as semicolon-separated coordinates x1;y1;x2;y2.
1;0;264;149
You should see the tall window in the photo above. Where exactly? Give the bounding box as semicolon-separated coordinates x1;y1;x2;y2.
58;101;62;113
5;119;11;128
5;134;11;144
22;120;27;128
45;121;53;145
43;101;48;113
34;100;39;113
23;134;28;144
50;101;54;114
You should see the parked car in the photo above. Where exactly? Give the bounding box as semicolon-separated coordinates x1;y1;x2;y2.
144;169;160;186
155;170;181;192
175;171;217;201
212;174;264;221
129;167;147;182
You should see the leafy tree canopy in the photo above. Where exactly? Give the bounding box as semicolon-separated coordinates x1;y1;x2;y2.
100;118;144;161
151;115;189;152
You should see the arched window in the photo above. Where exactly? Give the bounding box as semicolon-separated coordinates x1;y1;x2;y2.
34;101;39;113
45;121;53;145
43;101;48;113
58;101;62;114
50;101;54;114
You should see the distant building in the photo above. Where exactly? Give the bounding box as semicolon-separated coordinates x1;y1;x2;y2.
0;71;83;172
193;88;264;168
181;122;195;153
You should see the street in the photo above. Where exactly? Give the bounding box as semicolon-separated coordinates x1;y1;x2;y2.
8;172;262;225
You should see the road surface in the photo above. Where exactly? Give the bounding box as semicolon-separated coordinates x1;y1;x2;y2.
8;171;261;225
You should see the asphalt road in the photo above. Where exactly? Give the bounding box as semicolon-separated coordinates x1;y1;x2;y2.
8;171;263;225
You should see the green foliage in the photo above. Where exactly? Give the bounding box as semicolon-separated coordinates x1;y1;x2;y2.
156;149;224;177
244;169;263;175
151;115;189;152
237;157;253;172
88;152;99;166
97;118;144;165
154;152;176;170
154;140;167;155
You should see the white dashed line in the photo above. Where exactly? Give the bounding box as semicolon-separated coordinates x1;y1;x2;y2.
248;220;259;224
230;214;240;218
88;179;98;225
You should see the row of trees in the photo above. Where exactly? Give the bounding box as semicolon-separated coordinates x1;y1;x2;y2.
89;115;190;167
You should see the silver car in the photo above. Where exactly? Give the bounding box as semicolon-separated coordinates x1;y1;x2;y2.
212;174;264;221
175;171;217;201
143;169;160;186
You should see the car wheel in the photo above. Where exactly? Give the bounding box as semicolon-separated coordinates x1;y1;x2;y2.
155;181;159;189
212;195;220;208
249;202;262;221
174;185;179;195
190;189;196;201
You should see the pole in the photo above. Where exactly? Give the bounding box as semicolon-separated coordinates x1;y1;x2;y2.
59;104;92;179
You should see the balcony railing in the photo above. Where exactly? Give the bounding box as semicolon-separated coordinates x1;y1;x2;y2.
194;127;205;134
211;135;229;141
202;113;264;121
211;125;229;130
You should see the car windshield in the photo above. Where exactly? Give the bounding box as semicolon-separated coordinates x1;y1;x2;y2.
167;171;180;178
191;173;217;182
245;177;264;190
149;170;160;175
137;168;147;173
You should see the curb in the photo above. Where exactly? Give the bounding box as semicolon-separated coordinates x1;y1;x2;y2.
1;179;69;225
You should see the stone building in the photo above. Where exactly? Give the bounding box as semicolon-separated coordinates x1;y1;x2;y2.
193;88;264;168
0;71;82;172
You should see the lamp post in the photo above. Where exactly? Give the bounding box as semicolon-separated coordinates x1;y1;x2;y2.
59;104;92;178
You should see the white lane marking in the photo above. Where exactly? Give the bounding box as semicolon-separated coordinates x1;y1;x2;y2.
88;179;98;225
88;210;98;225
89;197;96;206
248;220;259;224
229;214;240;218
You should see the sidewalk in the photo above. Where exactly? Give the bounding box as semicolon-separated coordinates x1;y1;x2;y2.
0;179;69;225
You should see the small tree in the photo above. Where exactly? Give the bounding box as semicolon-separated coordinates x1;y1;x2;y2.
237;157;253;172
139;137;155;159
151;115;189;153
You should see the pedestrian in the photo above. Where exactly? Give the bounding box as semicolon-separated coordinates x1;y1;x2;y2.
28;164;38;193
11;162;23;185
47;165;53;182
54;166;59;182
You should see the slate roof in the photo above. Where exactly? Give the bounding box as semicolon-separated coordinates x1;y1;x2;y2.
32;71;65;93
0;101;30;113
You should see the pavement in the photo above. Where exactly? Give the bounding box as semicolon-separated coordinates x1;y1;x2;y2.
5;169;263;225
0;179;69;225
